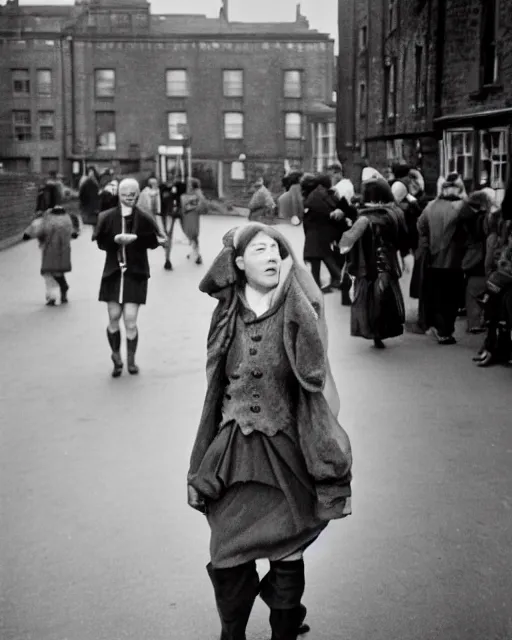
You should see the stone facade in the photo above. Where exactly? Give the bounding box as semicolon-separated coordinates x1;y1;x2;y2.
338;0;512;199
0;0;335;200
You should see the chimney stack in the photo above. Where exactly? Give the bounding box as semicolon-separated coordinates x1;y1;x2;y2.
220;0;229;22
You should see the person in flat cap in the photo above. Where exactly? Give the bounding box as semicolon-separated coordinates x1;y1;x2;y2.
187;222;352;640
92;178;163;377
338;175;409;348
415;173;467;344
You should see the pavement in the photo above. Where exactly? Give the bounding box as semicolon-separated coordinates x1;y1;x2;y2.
0;215;511;640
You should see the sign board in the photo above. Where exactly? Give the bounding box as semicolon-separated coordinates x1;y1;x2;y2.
158;145;184;155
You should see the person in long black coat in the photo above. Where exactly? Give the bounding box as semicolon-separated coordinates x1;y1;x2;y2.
79;167;100;226
92;178;162;377
301;174;351;293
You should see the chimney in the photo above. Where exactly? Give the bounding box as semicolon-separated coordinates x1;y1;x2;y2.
220;0;229;22
296;3;301;20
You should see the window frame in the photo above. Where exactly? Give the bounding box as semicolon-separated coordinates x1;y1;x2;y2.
166;69;189;98
384;59;397;120
95;69;116;99
12;110;32;141
443;129;474;182
479;128;508;193
285;112;302;140
12;69;30;96
36;69;53;97
388;0;398;34
481;0;500;87
358;81;367;117
223;70;244;98
283;70;303;99
167;111;188;140
95;110;116;151
223;112;244;140
38;111;55;141
414;45;425;109
358;25;368;52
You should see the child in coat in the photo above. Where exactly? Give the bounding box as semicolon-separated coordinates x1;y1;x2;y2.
23;205;79;306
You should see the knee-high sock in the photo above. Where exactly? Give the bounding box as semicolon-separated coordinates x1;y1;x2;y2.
127;332;138;357
107;328;121;354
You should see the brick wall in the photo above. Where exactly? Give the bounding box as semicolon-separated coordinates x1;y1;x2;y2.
0;173;39;248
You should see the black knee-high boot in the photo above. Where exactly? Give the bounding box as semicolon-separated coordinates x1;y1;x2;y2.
54;276;69;303
127;332;139;375
260;560;308;640
107;329;123;378
207;561;260;640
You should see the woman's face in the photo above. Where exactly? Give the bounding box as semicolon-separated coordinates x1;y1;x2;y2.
236;231;282;293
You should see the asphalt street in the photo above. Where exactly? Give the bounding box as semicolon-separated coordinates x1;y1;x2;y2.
0;215;511;640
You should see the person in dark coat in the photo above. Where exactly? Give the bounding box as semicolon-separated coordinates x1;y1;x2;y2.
23;205;79;305
99;179;119;212
339;177;409;349
156;179;187;271
301;175;341;292
79;166;100;226
187;222;352;640
92;178;162;377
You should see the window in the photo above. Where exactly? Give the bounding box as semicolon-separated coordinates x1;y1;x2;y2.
230;161;245;180
386;139;405;164
385;60;397;119
36;69;52;96
359;26;368;51
12;69;30;95
38;111;55;140
95;111;116;150
481;0;499;86
12;111;31;140
223;70;244;97
358;82;367;117
224;112;244;139
284;71;302;98
444;131;474;181
168;112;188;139
132;12;149;29
414;45;425;108
166;70;189;97
95;70;115;98
480;129;508;194
388;0;398;33
285;112;302;139
313;122;336;172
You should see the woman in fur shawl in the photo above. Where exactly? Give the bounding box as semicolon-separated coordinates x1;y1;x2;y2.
187;222;352;640
339;177;409;348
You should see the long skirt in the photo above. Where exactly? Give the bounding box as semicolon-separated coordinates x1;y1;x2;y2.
98;271;148;305
351;274;405;340
190;422;327;569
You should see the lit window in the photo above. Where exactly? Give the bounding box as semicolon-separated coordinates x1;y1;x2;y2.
166;70;189;97
12;110;31;140
224;112;244;139
284;71;302;98
95;111;116;150
313;122;336;172
285;112;302;139
231;161;245;180
38;111;55;140
480;129;508;193
95;70;115;98
37;69;52;96
359;26;368;51
12;69;30;95
223;70;243;97
168;112;188;139
444;131;474;180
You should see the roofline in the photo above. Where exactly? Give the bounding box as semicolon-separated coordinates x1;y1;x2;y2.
434;107;512;124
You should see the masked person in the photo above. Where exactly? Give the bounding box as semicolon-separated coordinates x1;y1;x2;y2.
187;222;352;640
92;178;162;377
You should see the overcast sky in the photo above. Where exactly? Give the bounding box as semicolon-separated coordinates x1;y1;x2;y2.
18;0;338;43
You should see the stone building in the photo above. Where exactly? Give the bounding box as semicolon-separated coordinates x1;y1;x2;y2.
337;0;512;201
0;0;335;198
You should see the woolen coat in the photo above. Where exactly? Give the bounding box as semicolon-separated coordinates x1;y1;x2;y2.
29;210;75;274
